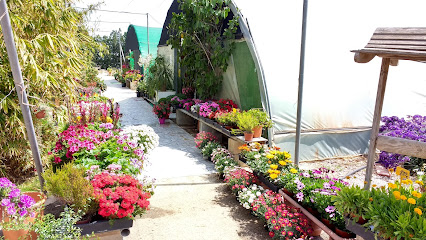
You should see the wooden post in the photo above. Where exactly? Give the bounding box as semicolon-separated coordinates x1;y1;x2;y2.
364;58;390;189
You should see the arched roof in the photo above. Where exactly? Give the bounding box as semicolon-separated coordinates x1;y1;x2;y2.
125;24;162;57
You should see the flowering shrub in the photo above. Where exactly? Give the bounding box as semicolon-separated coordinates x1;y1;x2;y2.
120;125;159;156
238;184;265;210
53;124;145;176
194;131;218;149
182;87;194;98
0;178;36;220
333;178;425;239
199;101;220;119
217;99;238;113
201;141;221;159
224;168;258;194
252;190;313;239
378;115;426;168
211;147;232;163
152;102;171;119
91;173;151;219
124;70;142;81
214;156;238;175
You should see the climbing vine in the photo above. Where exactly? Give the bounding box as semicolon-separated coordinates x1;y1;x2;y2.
168;0;238;99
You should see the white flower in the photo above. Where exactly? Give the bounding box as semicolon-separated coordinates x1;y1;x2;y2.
256;191;261;196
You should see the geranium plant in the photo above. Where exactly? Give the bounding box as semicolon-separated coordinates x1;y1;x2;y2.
152;102;171;119
91;172;151;219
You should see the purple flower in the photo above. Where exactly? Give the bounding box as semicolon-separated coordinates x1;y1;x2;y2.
9;188;21;198
325;206;335;213
296;192;304;202
331;186;341;191
1;198;11;207
6;204;16;215
323;182;331;189
19;194;35;208
310;197;315;203
128;141;137;149
0;178;15;188
301;172;310;178
329;180;335;186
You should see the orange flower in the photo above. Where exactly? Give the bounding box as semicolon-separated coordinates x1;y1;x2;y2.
401;195;407;201
407;198;416;205
414;208;422;216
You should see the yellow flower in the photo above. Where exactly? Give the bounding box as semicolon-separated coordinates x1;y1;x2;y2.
285;160;292;163
372;184;377;188
269;150;278;155
233;108;237;113
415;180;424;186
267;169;273;174
106;117;113;123
76;116;82;121
278;161;287;166
393;191;401;200
270;173;278;179
407;179;413;184
290;168;298;174
284;152;291;159
270;164;278;170
407;198;416;205
400;195;407;201
412;191;422;198
388;183;397;189
94;93;98;97
401;179;409;185
273;170;281;174
266;154;275;159
414;208;423;216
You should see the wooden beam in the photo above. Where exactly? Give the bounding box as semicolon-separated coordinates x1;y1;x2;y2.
365;58;390;190
354;52;375;63
376;136;426;159
390;59;399;66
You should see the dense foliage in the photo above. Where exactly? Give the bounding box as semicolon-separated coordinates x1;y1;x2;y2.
93;30;126;69
168;0;239;99
0;0;101;181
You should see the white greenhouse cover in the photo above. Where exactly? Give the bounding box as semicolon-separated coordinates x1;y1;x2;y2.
232;0;426;160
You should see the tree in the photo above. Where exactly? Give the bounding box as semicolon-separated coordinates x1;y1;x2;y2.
168;0;238;99
0;0;100;181
93;30;126;69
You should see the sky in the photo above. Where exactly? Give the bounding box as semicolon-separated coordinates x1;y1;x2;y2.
74;0;174;36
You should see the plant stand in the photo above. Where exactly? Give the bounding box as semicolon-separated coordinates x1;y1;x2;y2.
77;218;133;240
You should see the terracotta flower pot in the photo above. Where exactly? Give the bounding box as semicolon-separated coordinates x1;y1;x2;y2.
2;192;46;240
244;132;253;141
253;126;262;138
320;218;335;231
35;110;46;119
335;227;356;238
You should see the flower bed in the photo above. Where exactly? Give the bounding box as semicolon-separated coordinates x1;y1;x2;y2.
0;86;159;238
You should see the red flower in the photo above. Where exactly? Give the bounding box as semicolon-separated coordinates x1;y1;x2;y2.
269;231;275;237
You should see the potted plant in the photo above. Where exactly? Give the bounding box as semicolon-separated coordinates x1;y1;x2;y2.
236;111;258;141
146;55;175;102
42;163;97;222
136;80;146;98
248;109;273;138
32;207;94;239
332;185;371;224
0;177;46;240
152;102;171;124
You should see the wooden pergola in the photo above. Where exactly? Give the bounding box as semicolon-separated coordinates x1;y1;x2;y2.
352;27;426;189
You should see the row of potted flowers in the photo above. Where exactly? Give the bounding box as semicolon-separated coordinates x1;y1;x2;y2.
0;86;159;239
193;132;315;239
239;143;426;239
157;94;273;141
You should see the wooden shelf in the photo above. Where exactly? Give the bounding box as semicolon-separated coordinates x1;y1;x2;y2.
376;135;426;159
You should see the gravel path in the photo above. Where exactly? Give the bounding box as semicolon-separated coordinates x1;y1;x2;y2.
101;75;269;240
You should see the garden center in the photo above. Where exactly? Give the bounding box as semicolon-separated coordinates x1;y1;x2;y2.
0;0;425;240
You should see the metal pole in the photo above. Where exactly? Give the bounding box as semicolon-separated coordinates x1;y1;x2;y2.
294;0;309;165
0;0;44;189
147;13;150;55
118;28;123;72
